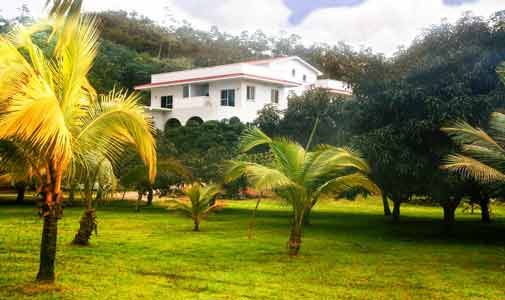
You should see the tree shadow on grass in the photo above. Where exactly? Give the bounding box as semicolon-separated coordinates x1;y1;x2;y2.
1;283;70;299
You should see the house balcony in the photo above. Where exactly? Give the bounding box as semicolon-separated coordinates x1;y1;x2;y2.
176;96;213;109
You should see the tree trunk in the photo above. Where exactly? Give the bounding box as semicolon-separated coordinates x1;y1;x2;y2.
136;192;142;212
442;197;461;226
480;195;491;223
147;188;154;206
288;225;302;256
15;183;25;204
193;218;200;232
72;209;97;246
382;192;391;216
392;199;401;222
36;200;61;282
443;206;456;225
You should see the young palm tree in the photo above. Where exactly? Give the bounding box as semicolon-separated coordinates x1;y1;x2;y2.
442;112;505;184
0;14;156;281
71;153;116;246
225;128;379;256
167;183;223;231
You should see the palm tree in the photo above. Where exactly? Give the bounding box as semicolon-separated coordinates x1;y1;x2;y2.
442;113;505;183
167;183;223;231
0;14;157;281
225;128;379;256
71;153;116;246
442;112;505;221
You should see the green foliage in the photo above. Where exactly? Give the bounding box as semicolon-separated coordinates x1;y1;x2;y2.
348;13;505;215
89;39;192;97
255;89;352;147
160;120;246;183
225;127;378;255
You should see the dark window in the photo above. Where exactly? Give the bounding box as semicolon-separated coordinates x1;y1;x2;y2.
183;85;189;98
303;74;307;82
271;89;279;104
160;96;173;109
292;69;296;77
247;86;255;101
221;89;235;107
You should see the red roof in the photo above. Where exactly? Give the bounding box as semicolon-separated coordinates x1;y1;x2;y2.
135;72;301;90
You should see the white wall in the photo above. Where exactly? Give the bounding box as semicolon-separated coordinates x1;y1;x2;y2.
148;79;289;129
146;57;320;130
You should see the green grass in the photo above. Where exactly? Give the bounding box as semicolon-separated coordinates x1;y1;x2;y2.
0;197;504;300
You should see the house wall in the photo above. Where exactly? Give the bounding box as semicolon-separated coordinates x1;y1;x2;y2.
148;79;288;129
259;59;319;96
145;57;324;130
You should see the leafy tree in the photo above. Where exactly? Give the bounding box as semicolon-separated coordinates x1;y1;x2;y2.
167;183;223;231
0;8;156;282
225;128;378;256
349;13;505;221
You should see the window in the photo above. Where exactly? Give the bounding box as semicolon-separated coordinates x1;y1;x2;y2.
183;85;190;98
303;74;307;82
292;69;296;77
271;89;279;104
160;96;173;109
288;90;296;97
246;86;256;101
221;89;235;107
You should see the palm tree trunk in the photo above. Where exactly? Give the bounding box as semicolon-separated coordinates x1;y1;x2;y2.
72;209;97;245
288;224;302;256
193;218;200;231
36;192;62;282
382;192;391;216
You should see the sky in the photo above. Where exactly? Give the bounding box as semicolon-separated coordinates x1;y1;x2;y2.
1;0;504;55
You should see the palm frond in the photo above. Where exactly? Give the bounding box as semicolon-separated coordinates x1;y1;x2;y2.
442;154;505;183
442;120;505;153
224;160;298;191
76;89;157;182
238;127;272;153
316;173;380;198
269;138;306;181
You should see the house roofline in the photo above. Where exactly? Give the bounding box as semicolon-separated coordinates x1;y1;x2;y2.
134;73;302;90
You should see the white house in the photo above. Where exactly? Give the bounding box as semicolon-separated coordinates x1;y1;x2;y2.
134;56;352;130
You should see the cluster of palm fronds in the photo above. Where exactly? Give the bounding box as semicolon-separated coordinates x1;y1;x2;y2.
225;127;379;255
166;183;223;231
442;112;505;183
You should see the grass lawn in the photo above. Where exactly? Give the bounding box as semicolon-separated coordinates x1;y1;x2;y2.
0;196;504;300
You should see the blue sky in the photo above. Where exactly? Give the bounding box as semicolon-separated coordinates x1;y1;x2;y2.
1;0;503;55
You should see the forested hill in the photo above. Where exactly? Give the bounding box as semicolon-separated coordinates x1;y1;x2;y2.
86;10;376;94
0;9;381;95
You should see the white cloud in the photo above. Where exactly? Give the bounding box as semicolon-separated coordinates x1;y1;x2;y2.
2;0;504;55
